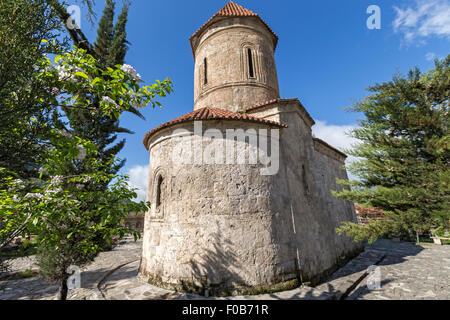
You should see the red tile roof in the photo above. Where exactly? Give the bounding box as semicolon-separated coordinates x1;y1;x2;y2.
354;204;385;217
190;1;278;51
143;107;287;150
354;204;385;226
216;1;258;16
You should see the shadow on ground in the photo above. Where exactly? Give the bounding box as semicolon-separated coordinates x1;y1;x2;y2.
320;239;424;283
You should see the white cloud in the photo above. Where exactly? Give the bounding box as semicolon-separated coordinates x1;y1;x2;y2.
312;120;359;154
126;164;149;202
426;52;437;61
312;120;361;180
393;0;450;43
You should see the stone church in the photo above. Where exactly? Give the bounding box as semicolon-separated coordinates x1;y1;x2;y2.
140;1;362;295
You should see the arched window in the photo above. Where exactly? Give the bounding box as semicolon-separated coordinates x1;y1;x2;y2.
247;48;255;78
155;175;164;207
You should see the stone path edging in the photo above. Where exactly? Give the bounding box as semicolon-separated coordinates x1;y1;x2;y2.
338;254;386;300
97;259;140;299
315;248;386;300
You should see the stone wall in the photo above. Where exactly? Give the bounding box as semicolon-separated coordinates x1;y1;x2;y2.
140;109;362;294
140;9;362;295
125;214;145;232
247;100;363;284
141;120;287;294
193;17;280;112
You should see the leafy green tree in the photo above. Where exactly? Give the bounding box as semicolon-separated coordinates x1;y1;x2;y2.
1;47;172;299
0;0;70;272
334;55;450;243
0;0;66;179
0;1;171;279
64;0;139;182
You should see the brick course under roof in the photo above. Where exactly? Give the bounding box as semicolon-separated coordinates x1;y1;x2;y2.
190;1;278;49
244;98;316;127
143;107;287;150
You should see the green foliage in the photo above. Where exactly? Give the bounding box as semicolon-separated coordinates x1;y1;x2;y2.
26;132;146;283
66;0;136;184
335;55;450;243
110;1;130;66
0;46;172;297
0;1;173;288
0;0;67;178
94;0;115;65
41;47;172;118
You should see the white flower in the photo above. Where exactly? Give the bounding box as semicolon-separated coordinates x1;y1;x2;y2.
102;96;121;111
135;73;142;82
55;65;80;83
25;193;43;199
46;188;63;194
76;144;87;160
76;184;84;189
121;64;136;75
102;96;116;105
11;92;19;101
50;175;63;185
56;66;71;80
121;64;142;82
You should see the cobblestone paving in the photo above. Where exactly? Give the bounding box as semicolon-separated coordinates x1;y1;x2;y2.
347;240;450;300
0;238;141;300
1;238;449;300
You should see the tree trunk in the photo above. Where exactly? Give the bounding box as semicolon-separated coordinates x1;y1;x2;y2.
416;231;420;244
57;275;69;300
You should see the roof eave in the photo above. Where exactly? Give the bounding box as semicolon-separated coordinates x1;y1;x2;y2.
190;15;278;58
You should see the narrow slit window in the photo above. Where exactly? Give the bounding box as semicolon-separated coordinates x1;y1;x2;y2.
302;165;309;194
248;48;254;78
203;58;208;85
156;175;163;207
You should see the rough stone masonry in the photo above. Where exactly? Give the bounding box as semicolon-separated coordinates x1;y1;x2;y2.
139;1;363;296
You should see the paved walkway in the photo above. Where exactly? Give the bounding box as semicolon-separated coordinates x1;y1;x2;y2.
1;238;449;300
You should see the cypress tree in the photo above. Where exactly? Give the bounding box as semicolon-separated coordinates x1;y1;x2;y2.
64;0;142;182
94;0;115;65
334;55;450;243
109;1;130;66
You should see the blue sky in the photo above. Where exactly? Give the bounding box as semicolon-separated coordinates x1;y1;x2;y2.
76;0;449;200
